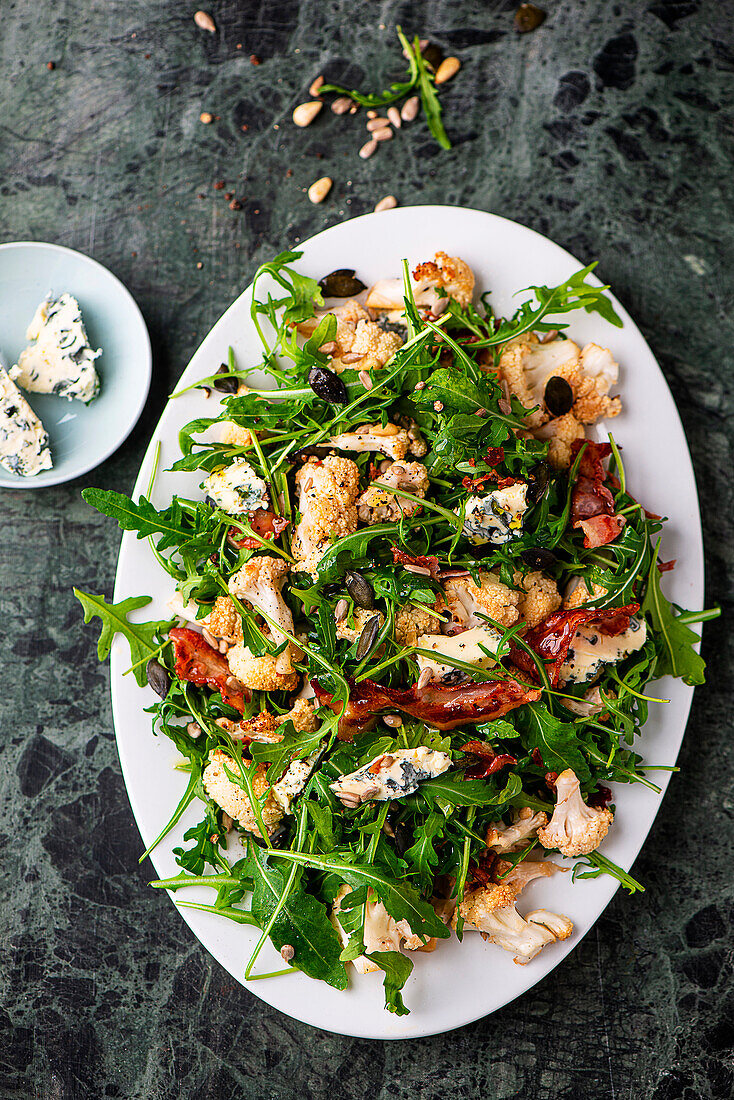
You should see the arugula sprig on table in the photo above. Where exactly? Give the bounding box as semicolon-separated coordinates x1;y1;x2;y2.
75;245;718;1014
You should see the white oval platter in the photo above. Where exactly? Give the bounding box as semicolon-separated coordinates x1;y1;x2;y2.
109;207;704;1039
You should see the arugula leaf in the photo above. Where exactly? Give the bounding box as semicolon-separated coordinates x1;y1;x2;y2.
515;703;592;782
73;590;172;687
249;722;327;782
268;850;450;939
414;369;502;418
641;544;707;685
246;841;348;989
418;771;522;810
365;951;414;1016
173;802;226;875
406;31;450;150
404;811;444;890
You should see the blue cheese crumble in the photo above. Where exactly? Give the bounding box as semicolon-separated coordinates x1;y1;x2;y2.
458;482;529;546
11;294;101;403
0;366;53;476
415;626;504;681
559;617;647;685
330;747;452;807
202;458;269;515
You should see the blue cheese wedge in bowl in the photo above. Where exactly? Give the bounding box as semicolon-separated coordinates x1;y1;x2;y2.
0;365;53;476
10;293;101;403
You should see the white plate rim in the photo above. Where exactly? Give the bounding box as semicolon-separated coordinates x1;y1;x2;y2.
109;206;705;1039
0;240;152;489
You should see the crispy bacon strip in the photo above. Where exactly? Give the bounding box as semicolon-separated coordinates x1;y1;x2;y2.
227;511;289;550
509;604;639;685
458;740;518;779
313;677;541;737
570;440;625;548
169;627;248;712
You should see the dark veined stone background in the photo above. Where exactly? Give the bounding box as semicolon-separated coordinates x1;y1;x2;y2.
0;1;732;1097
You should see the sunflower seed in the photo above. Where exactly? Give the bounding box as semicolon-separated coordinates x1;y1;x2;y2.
309;75;324;97
331;96;352;114
417;668;433;690
359;138;378;159
340;351;365;363
367;117;390;132
194;10;216;32
293;100;323;127
334;598;349;620
308;176;332;204
435;56;461;84
358;370;373;390
387;106;402;129
383;714;402;728
401;95;420;121
373;126;393;142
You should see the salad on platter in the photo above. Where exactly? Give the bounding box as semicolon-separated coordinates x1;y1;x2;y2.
76;248;715;1015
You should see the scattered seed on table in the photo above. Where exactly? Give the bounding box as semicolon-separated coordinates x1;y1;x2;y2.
401;95;420;121
293;100;323;127
366;117;390;132
194;10;216;32
359;138;378;159
250;54;261;65
308;176;332;203
387;106;401;128
46;60;55;70
213;179;225;189
331;96;352;114
435;56;461;84
374;195;397;212
515;3;546;32
224;191;233;200
229;199;242;210
367;109;378;119
373;127;393;142
200;111;214;123
309;74;324;97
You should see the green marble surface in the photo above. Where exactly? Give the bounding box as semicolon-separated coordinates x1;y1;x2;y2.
0;1;732;1096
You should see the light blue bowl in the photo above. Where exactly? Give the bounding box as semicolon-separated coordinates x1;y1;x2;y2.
0;241;151;488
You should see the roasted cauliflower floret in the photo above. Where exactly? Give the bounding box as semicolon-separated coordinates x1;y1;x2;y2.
538;769;614;857
293;456;360;575
444;570;521;629
226;642;299;692
335;605;384;644
219;421;252;447
365;252;475;315
357;460;429;524
202;748;283;839
206;595;241;644
394;604;439;647
331;886;433;973
496;857;566;893
229;556;295;674
222;698;319;743
486;807;549;852
563;577;607;609
498;336;621;430
455;882;573;964
514;570;562;629
331;320;403;372
412;251;475;309
534;412;586;469
328;421;410;460
297;300;372;360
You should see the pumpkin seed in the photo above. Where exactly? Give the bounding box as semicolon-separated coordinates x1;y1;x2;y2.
345;570;375;609
307;366;349;404
356;614;381;660
146;659;171;698
213;363;238;394
318;268;367;297
544;375;574;416
520;547;558;570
